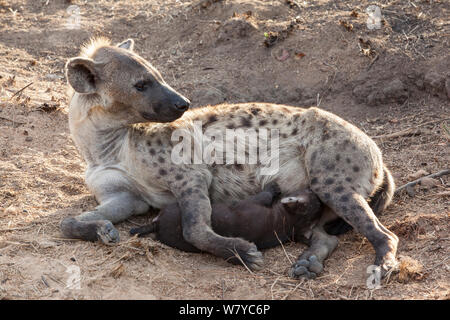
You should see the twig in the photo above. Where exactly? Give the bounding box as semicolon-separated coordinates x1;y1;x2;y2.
9;82;33;100
227;248;254;275
270;276;281;300
367;54;379;71
41;275;50;288
281;278;304;300
395;169;450;193
372;117;450;140
0;225;34;232
274;231;293;264
0;116;26;125
372;128;420;140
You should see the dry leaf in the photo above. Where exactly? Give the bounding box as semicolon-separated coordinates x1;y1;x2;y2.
110;263;125;278
339;20;353;32
295;52;306;59
397;256;425;282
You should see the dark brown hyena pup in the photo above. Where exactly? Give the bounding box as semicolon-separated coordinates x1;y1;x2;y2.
129;184;326;275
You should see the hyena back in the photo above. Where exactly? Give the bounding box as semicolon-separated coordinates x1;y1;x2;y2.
62;38;398;276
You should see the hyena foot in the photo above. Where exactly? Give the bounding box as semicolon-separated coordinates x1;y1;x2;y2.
60;192;150;244
375;233;399;276
221;238;264;271
289;255;323;279
60;217;120;244
186;228;264;271
289;226;338;279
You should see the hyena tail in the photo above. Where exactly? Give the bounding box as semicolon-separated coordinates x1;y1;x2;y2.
368;166;395;215
324;166;395;235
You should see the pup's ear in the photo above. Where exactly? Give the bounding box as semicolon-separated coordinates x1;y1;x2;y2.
117;38;134;51
280;196;308;214
65;57;101;94
281;195;308;204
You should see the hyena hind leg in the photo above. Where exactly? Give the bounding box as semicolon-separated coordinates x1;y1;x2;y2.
313;187;399;276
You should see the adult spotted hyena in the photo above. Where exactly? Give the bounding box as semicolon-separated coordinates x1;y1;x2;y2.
61;38;398;278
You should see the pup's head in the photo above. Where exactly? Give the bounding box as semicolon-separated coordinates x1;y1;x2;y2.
280;189;322;217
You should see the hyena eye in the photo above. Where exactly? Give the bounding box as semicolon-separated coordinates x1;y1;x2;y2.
134;80;152;91
134;81;147;92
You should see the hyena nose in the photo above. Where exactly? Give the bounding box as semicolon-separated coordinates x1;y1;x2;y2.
173;97;190;111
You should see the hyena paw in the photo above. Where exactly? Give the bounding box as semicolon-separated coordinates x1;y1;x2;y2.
96;221;120;244
289;255;323;279
379;255;399;278
226;239;264;271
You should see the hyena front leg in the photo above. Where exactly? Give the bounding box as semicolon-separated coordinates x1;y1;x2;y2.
170;173;264;270
60;192;149;244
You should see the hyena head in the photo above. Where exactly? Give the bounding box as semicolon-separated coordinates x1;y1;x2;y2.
65;38;190;123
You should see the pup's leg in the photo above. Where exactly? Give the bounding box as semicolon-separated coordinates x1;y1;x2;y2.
129;223;157;237
244;182;282;207
61;192;149;244
289;209;338;279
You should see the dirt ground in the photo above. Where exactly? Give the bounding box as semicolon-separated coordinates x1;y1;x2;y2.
0;0;449;300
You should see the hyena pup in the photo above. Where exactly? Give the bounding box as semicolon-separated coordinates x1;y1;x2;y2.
62;37;398;278
129;184;324;277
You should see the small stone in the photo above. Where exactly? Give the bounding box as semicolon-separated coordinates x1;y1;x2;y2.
407;169;429;181
38;240;57;248
382;79;408;102
419;177;440;188
4;206;19;215
25;136;33;142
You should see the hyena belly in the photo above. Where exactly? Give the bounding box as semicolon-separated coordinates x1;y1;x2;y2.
209;151;309;204
177;104;310;204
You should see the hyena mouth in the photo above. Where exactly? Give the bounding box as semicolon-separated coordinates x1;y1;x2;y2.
141;112;156;121
141;110;185;123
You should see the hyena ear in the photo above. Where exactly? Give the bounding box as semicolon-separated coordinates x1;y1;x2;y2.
65;57;101;94
117;39;134;51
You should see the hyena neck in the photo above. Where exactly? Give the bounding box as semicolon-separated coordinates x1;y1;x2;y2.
69;93;131;166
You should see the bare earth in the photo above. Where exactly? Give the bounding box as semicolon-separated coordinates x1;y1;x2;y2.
0;0;449;300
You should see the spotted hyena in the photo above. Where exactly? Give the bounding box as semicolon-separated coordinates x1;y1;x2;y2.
61;38;398;278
